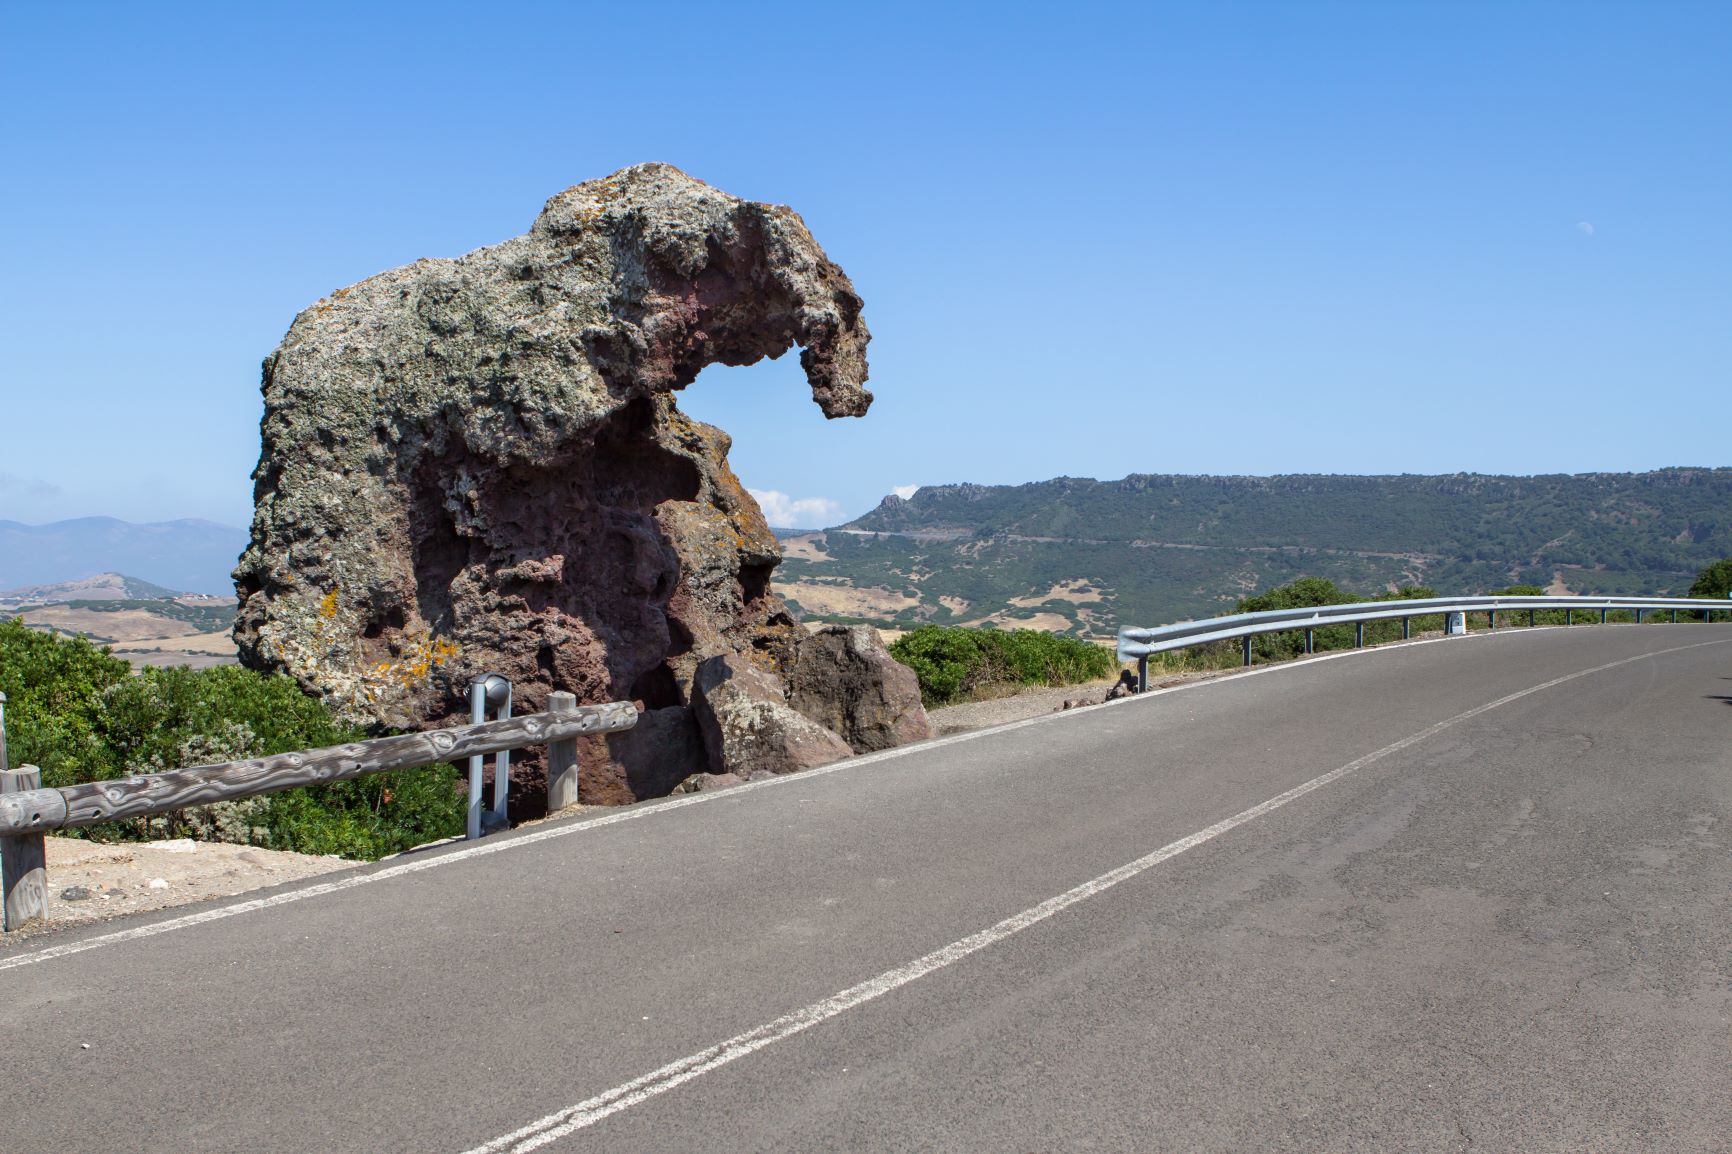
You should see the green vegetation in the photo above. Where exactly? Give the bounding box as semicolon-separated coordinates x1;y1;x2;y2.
0;618;463;859
58;598;236;631
1689;558;1732;622
1689;558;1732;599
889;625;1117;706
786;470;1732;635
1225;579;1445;661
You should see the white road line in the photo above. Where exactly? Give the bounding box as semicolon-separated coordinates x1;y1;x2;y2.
456;639;1719;1152
0;628;1698;974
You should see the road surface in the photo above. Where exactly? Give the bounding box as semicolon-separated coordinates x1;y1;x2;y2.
3;624;1729;1152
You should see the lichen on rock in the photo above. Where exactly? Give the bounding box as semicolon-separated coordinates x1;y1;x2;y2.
235;163;923;808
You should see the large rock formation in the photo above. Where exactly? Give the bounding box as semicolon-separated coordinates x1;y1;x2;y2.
234;164;926;808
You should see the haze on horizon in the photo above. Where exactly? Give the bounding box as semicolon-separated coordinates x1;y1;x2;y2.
2;1;1727;531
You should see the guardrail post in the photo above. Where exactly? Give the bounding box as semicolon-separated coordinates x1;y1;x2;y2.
1635;609;1643;624
1402;617;1410;640
1600;609;1608;625
467;674;513;840
1488;609;1496;630
545;691;581;813
1304;628;1314;654
1671;609;1677;624
1241;635;1252;666
1529;610;1536;627
1566;609;1573;626
1136;655;1148;693
1354;621;1364;648
2;766;48;932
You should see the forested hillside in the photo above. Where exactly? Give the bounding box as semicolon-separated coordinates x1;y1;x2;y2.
771;469;1732;635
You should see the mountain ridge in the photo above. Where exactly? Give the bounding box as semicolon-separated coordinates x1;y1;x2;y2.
776;467;1732;635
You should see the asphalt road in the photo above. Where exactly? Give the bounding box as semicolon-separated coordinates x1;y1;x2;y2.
3;625;1730;1152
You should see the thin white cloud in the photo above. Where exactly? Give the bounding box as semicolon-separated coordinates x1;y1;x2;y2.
749;489;843;529
1576;220;1595;236
892;484;919;499
0;472;64;500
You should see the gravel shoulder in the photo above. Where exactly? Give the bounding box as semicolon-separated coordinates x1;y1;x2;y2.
923;667;1230;734
4;837;353;940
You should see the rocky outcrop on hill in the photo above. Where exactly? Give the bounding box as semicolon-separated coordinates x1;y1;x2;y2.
234;163;926;809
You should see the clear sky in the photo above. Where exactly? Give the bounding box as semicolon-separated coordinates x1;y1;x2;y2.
2;1;1727;529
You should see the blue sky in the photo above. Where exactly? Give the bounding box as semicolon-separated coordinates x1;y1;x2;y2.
1;1;1727;529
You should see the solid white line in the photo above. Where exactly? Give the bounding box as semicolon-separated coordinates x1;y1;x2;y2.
0;628;1705;974
456;639;1718;1153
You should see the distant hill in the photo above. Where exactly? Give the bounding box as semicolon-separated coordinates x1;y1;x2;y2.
0;518;248;594
0;572;182;606
772;468;1732;635
1;570;239;671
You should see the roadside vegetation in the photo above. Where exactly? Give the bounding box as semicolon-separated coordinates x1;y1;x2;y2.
0;618;463;859
889;625;1117;706
1142;560;1732;676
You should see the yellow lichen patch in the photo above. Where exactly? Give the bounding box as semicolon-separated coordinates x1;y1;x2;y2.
290;585;463;724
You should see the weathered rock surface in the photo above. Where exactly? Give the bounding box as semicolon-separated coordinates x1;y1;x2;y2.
691;653;854;778
234;164;890;807
787;624;930;751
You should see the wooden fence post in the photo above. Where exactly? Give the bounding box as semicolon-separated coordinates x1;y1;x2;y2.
545;692;581;813
2;766;48;931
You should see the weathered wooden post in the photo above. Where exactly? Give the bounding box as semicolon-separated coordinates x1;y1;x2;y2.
545;691;581;813
2;765;48;931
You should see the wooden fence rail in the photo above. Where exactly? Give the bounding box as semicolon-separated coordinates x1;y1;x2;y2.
0;697;636;930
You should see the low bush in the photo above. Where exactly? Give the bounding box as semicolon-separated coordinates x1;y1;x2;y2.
889;625;1118;706
0;619;463;859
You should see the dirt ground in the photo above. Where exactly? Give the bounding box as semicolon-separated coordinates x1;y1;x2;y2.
2;837;353;939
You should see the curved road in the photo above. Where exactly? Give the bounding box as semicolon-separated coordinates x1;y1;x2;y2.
3;626;1730;1152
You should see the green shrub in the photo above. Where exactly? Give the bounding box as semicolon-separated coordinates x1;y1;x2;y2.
0;619;463;859
889;625;1117;706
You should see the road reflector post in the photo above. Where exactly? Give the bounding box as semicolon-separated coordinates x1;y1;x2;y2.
2;765;48;932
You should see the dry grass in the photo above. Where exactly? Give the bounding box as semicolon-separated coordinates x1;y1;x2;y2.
776;581;921;618
18;606;205;642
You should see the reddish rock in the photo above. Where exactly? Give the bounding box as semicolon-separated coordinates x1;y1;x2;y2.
233;165;879;808
691;653;854;777
787;625;930;752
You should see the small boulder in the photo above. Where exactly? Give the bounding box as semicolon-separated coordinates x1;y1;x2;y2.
787;625;930;752
692;653;854;777
59;885;93;902
672;772;746;794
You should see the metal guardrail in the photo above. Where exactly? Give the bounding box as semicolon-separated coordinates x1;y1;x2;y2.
0;689;637;931
1117;595;1732;690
